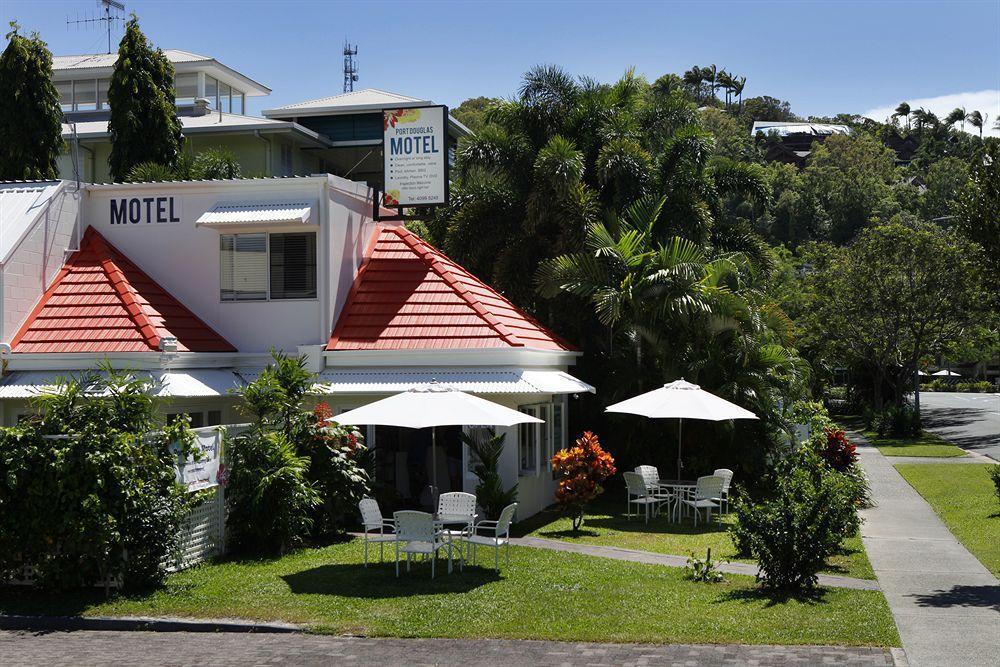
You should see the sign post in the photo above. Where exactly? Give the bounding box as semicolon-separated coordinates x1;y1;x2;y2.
381;105;449;210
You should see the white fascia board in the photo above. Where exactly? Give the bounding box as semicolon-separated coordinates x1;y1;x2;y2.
4;351;275;372
322;347;581;369
85;174;330;193
171;60;271;96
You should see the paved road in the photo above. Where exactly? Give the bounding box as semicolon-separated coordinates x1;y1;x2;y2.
855;435;1000;667
919;392;1000;461
0;630;898;666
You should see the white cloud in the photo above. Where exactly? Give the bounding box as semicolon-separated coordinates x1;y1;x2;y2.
863;90;1000;138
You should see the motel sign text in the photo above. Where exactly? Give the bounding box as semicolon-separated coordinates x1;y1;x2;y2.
110;197;181;225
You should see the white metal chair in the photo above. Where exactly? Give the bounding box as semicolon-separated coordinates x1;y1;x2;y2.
624;471;669;523
678;475;724;527
712;468;734;513
634;464;674;517
358;497;395;566
393;510;455;578
465;502;518;571
436;491;477;537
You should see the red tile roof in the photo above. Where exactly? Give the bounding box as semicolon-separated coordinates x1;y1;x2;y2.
327;225;574;352
11;227;236;354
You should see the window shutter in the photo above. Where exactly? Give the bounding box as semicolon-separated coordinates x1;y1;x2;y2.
270;233;317;299
220;234;267;301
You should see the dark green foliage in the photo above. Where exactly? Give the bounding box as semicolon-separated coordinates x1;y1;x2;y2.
0;366;195;590
107;15;182;181
226;351;370;552
732;448;861;590
0;22;63;180
460;430;518;519
300;404;370;537
191;147;242;180
988;465;1000;507
866;405;922;438
225;428;318;554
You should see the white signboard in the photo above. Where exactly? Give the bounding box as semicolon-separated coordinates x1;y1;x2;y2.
382;105;448;207
174;430;222;492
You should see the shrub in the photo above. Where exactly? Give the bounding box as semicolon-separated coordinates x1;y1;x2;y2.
686;547;725;583
0;367;195;590
229;351;370;548
817;428;857;472
989;465;1000;507
866;404;921;437
226;428;318;555
551;431;616;532
461;430;518;519
299;403;371;537
732;447;860;590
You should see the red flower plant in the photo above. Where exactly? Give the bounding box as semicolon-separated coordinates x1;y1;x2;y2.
551;431;616;532
818;428;857;472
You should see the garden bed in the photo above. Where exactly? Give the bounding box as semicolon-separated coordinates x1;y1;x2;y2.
0;539;898;647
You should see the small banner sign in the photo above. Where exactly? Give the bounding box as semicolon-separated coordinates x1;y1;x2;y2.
382;105;448;207
174;429;222;492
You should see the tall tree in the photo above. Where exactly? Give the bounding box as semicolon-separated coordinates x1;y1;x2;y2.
107;15;182;181
956;141;1000;294
944;107;966;131
893;102;910;131
965;110;985;138
0;23;63;180
807;220;988;410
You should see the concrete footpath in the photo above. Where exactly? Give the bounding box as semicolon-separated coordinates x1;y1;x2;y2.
855;436;1000;667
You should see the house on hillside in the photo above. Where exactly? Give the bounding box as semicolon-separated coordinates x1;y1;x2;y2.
53;51;470;186
752;121;851;167
0;175;588;518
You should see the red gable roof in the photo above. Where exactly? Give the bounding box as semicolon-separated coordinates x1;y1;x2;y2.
328;225;574;352
11;227;236;354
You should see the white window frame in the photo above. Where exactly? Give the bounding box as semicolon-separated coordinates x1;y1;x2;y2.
517;400;566;479
219;231;318;303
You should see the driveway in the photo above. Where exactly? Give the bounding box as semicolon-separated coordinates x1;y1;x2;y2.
918;392;1000;461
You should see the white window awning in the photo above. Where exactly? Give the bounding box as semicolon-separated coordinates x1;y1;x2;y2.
0;369;243;399
195;201;314;227
234;367;594;395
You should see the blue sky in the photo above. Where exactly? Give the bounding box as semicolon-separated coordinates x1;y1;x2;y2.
7;0;1000;130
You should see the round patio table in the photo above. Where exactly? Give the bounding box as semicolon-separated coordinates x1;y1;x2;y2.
656;480;697;522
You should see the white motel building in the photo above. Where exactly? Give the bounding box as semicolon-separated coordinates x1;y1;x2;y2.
0;174;592;518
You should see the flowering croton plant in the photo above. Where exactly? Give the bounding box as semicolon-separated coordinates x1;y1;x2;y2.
551;431;616;532
818;428;858;472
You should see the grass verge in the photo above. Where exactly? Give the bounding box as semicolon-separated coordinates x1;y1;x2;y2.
862;430;966;458
517;499;875;580
896;463;1000;577
0;538;897;646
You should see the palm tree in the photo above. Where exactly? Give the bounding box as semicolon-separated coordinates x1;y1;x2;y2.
716;70;734;108
893;102;911;131
966;110;986;138
945;107;966;131
682;66;705;103
704;64;718;103
731;75;747;110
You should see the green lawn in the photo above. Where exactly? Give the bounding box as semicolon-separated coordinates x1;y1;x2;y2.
0;539;898;647
896;463;1000;577
517;499;875;580
863;430;966;458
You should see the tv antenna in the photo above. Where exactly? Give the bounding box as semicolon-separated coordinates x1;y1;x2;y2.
67;0;126;54
343;41;358;93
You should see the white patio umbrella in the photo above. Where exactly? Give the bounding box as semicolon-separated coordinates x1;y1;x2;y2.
932;369;961;377
605;379;758;481
331;382;542;503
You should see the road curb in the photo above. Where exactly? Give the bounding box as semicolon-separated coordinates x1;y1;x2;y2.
0;614;301;633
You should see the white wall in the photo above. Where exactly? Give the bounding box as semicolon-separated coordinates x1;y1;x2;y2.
1;184;81;343
80;177;377;353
